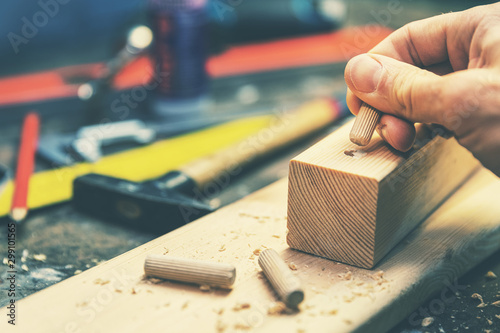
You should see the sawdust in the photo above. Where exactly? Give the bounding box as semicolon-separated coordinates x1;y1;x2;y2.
33;254;47;262
421;317;434;327
233;323;251;330
233;302;251;311
94;278;110;286
472;293;487;307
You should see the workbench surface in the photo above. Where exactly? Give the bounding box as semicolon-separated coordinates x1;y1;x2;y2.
1;1;499;332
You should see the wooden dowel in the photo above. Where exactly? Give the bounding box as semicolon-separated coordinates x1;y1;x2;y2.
349;103;381;146
144;255;236;288
258;249;304;308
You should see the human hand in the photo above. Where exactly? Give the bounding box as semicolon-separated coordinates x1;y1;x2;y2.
344;3;500;176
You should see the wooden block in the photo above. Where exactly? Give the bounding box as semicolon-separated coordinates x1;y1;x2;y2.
287;120;480;268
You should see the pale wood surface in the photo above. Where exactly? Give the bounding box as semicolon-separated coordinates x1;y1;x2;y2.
287;120;480;268
3;168;499;333
349;103;381;146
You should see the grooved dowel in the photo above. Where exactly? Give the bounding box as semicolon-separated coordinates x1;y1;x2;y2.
144;255;236;288
349;103;381;146
258;249;304;308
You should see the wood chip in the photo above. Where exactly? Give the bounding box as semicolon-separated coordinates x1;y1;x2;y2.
495;314;500;319
253;249;261;256
21;264;29;272
94;278;110;286
233;302;251;311
344;271;352;280
33;254;47;262
233;323;251;330
485;271;497;279
492;300;500;307
421;317;434;327
288;263;298;271
219;245;226;252
487;319;493;325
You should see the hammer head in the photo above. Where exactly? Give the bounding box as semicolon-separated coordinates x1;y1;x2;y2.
73;174;214;233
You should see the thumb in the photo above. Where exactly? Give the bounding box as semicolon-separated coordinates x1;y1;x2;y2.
345;53;446;125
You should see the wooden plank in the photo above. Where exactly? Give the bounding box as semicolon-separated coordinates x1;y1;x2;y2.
287;120;480;268
2;168;499;333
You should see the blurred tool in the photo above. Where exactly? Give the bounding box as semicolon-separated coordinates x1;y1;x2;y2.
349;103;381;146
10;112;40;223
72;97;348;233
78;25;153;122
149;0;210;118
37;109;273;166
209;0;346;45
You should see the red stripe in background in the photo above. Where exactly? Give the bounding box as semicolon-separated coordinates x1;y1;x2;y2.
0;26;392;107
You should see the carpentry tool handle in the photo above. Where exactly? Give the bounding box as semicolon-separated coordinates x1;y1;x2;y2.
179;98;344;190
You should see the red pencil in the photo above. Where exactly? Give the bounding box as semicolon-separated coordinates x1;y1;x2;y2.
10;112;40;222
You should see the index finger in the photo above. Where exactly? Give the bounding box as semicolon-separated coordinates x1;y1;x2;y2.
369;8;476;71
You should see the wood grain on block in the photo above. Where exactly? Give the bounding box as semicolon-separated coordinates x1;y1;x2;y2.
1;170;499;333
287;119;480;268
349;103;381;146
144;255;236;288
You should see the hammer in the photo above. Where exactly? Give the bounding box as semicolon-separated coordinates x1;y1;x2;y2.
73;97;347;233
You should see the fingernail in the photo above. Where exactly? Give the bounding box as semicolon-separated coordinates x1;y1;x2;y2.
348;55;383;93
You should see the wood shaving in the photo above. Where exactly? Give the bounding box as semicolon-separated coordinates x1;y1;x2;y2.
233;323;251;330
491;300;500;307
371;271;384;280
272;235;280;238
33;254;47;262
219;245;226;252
94;278;110;285
213;308;224;315
253;249;261;256
421;317;434;327
288;263;298;271
485;271;497;279
472;293;487;307
267;302;287;315
320;309;338;316
233;303;251;311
